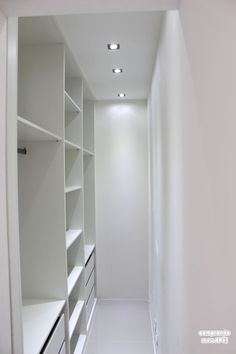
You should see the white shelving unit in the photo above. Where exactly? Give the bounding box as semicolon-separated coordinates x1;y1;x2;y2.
13;16;97;354
17;34;67;354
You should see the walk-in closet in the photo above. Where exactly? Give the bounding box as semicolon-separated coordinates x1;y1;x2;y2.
2;1;235;354
4;12;155;354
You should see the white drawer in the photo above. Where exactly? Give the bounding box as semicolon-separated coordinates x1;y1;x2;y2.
85;252;95;284
85;270;95;303
59;342;66;354
86;286;95;323
43;315;65;354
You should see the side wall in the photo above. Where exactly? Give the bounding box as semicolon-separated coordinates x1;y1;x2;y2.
95;100;149;299
148;11;187;354
149;3;236;354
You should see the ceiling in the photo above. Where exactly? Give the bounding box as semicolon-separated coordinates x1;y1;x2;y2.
19;12;164;100
1;0;180;101
56;12;164;100
0;0;180;17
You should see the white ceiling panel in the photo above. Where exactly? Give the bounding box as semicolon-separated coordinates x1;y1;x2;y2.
56;12;163;100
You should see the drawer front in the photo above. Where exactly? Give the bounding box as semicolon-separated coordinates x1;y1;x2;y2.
86;286;95;322
44;315;65;354
59;342;66;354
85;270;95;303
85;252;95;284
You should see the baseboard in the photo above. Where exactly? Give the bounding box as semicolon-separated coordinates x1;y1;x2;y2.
97;297;149;302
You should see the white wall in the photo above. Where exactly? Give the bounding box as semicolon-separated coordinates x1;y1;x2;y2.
148;11;187;354
0;12;12;354
149;3;236;354
95;100;149;299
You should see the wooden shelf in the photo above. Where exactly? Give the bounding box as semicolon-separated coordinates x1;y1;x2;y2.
18;116;62;142
69;300;84;339
73;334;87;354
22;299;65;354
85;244;95;264
83;148;94;156
65;140;82;150
66;229;82;250
68;266;83;296
65;91;82;113
65;186;82;194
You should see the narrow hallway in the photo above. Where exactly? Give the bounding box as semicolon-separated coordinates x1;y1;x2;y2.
84;300;154;354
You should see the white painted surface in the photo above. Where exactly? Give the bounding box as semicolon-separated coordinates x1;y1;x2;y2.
65;80;83;147
65;91;81;113
84;245;95;264
84;300;154;354
22;300;64;354
56;12;163;100
73;334;86;354
0;0;180;17
68;266;83;296
18;44;64;137
86;288;95;323
85;253;95;284
6;17;24;354
65;140;82;150
179;1;236;352
0;12;12;354
18;142;67;299
43;314;65;354
85;271;95;302
5;16;97;354
66;229;83;250
83;101;94;152
95;100;148;299
83;152;96;245
65;186;82;193
59;342;66;354
18;116;62;142
148;12;186;354
149;4;236;354
69;300;84;338
65;149;82;188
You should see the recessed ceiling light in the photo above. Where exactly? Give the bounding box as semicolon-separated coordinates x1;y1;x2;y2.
118;93;126;98
108;43;120;50
112;68;123;74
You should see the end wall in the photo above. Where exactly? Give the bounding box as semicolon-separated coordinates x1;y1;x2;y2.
95;100;149;299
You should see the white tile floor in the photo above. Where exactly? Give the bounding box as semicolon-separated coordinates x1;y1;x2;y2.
84;300;154;354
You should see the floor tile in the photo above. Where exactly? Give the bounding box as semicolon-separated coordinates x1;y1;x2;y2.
84;300;154;354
